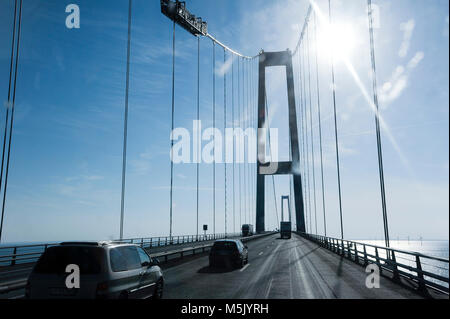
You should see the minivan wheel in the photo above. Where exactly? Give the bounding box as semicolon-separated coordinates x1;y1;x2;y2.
119;291;128;299
153;279;163;299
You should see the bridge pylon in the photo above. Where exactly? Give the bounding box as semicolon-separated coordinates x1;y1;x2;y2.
256;50;306;234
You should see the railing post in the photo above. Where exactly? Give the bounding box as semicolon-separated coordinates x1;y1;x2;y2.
363;245;368;266
11;247;17;266
158;237;161;247
354;243;359;264
415;255;427;293
375;247;381;271
141;238;144;247
390;251;400;282
346;242;351;259
341;240;345;256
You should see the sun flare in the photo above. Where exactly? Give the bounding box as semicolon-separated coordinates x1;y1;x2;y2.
316;22;357;61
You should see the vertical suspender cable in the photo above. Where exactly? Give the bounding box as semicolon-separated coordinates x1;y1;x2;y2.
224;48;227;236
0;0;19;242
329;0;344;239
313;12;327;236
248;60;252;225
245;60;250;225
196;36;200;241
242;59;247;224
168;17;175;241
264;93;279;227
238;58;242;229
212;42;216;236
296;46;306;233
120;0;133;240
306;27;318;235
368;0;390;249
251;60;256;226
232;54;235;234
302;43;311;233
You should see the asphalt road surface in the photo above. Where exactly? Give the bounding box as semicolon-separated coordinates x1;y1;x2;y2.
163;233;423;299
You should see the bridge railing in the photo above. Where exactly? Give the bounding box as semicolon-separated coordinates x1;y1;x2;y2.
0;232;241;268
298;232;449;295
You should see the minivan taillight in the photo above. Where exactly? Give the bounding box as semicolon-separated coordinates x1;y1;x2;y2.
95;282;108;298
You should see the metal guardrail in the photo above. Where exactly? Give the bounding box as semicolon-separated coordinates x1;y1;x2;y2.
0;233;240;267
0;232;275;296
297;232;449;295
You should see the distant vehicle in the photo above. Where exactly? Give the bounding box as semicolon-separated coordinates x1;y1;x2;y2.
280;222;291;239
241;224;254;237
209;239;248;269
26;241;163;299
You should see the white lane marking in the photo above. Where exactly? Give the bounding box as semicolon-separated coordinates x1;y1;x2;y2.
240;263;251;272
264;277;274;299
258;251;263;256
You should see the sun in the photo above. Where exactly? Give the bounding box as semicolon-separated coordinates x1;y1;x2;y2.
316;22;357;62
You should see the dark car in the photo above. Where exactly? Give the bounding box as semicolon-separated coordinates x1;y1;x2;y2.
26;241;163;299
209;239;248;269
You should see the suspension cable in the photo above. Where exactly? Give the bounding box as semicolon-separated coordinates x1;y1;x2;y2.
168;15;175;241
205;33;259;60
251;60;256;226
238;57;242;228
292;5;313;56
368;0;390;249
224;48;227;236
306;26;318;235
302;43;312;234
196;36;200;240
246;59;251;225
243;59;247;224
0;0;19;242
264;92;279;228
328;0;344;239
212;41;216;236
294;44;306;233
232;54;235;234
313;12;327;236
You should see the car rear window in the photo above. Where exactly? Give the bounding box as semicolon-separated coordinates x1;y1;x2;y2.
34;246;104;274
109;246;141;272
212;241;237;252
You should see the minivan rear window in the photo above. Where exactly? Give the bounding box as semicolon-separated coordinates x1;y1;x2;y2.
109;246;141;272
34;246;104;274
212;241;237;252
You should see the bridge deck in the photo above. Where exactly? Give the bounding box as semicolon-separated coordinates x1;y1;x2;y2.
164;233;434;299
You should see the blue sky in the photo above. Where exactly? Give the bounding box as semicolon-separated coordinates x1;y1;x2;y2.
0;0;448;243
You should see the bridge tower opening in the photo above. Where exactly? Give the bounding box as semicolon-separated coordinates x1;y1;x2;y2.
256;50;306;233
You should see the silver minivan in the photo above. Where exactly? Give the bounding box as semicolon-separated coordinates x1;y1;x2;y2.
25;242;164;299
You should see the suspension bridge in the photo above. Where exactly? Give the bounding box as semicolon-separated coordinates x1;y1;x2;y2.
0;0;448;299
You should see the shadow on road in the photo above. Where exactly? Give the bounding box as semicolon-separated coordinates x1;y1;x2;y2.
197;266;237;274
